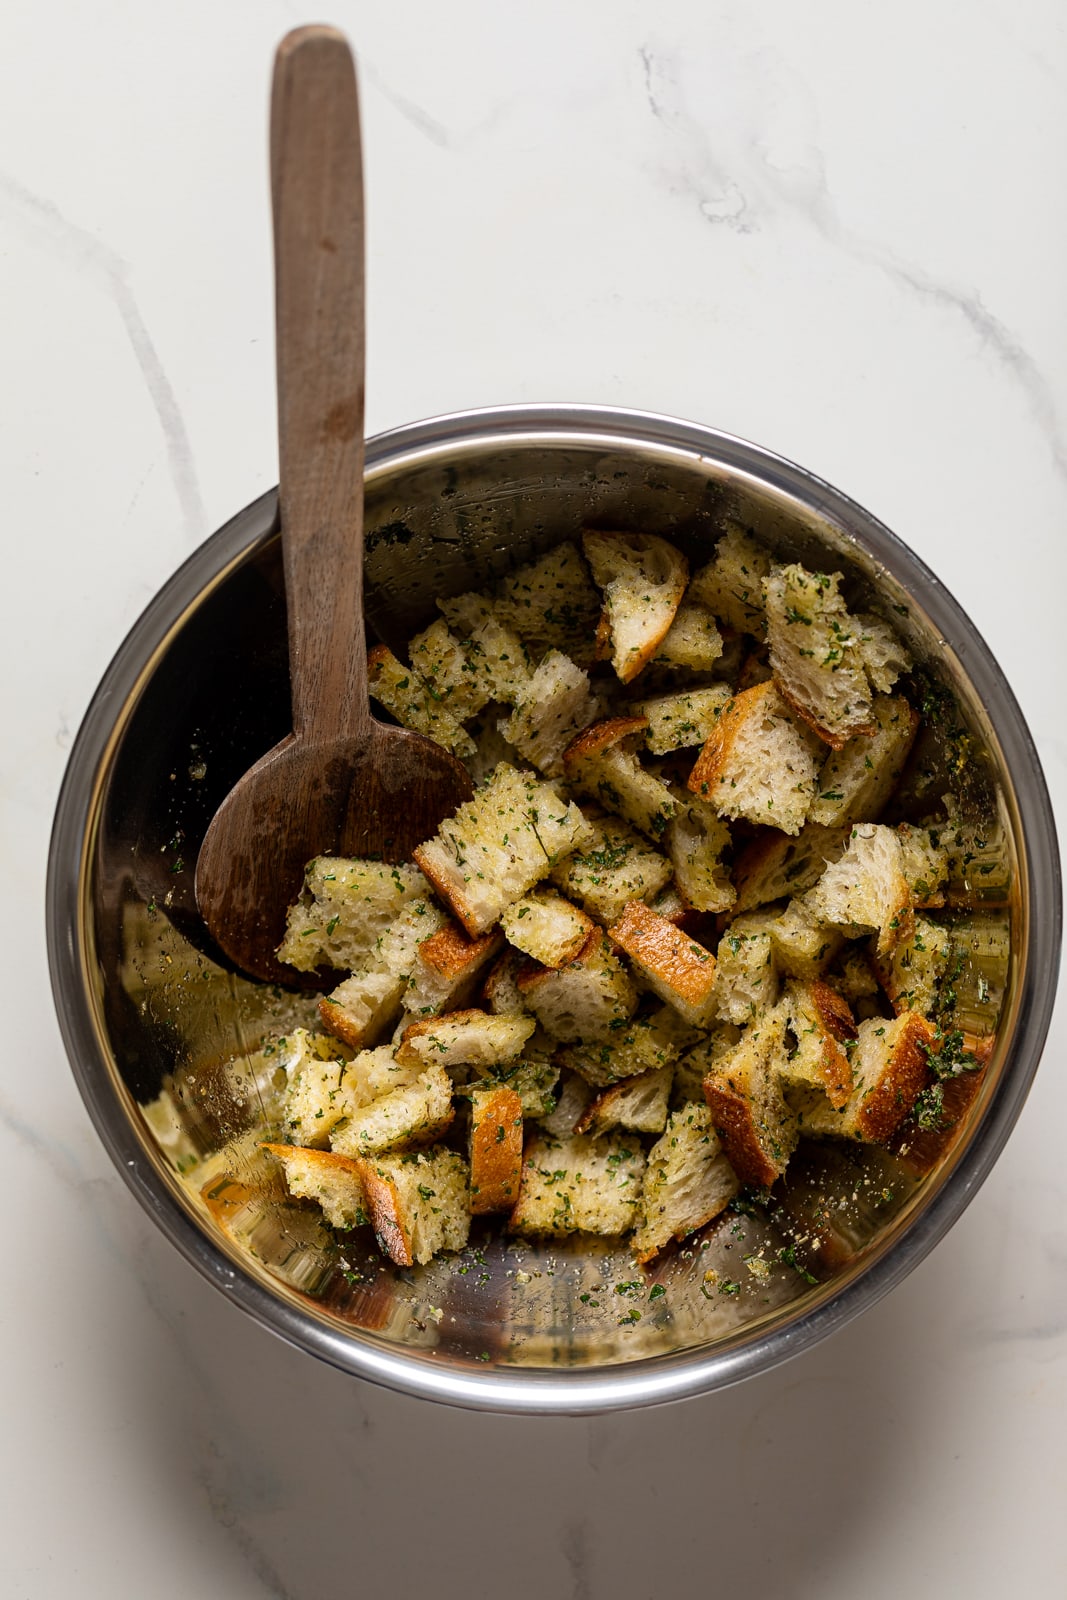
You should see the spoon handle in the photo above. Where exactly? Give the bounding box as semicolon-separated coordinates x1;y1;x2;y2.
271;26;371;743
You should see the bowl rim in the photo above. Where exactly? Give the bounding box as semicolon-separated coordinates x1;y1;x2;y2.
47;402;1062;1414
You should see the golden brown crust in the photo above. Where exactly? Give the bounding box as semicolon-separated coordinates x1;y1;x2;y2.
418;922;503;984
687;682;774;799
810;979;857;1043
562;715;649;769
366;642;392;676
852;1011;937;1142
469;1088;525;1213
394;1007;502;1064
317;996;367;1051
607;901;717;1012
803;981;856;1109
702;1073;785;1189
261;1142;365;1184
352;1158;413;1266
774;677;877;752
594;610;612;662
732;824;850;913
514;926;602;994
411;843;480;936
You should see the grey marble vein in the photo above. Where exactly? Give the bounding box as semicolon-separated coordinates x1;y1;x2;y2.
0;170;207;542
361;58;452;148
560;1518;592;1600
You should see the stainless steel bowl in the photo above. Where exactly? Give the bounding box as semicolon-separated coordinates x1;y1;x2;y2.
47;405;1061;1413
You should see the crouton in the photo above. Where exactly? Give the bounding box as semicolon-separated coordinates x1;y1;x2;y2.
793;1011;935;1143
806;822;913;956
470;1055;560;1119
731;822;851;912
277;857;431;974
550;813;673;925
499;650;601;776
763;565;879;749
671;1023;742;1104
575;1064;674;1136
870;915;952;1018
355;1147;471;1265
607;902;718;1028
469;1086;525;1213
279;1031;360;1146
634;685;733;756
404;921;505;1019
413;762;591;936
808;696;920;827
508;1133;646;1237
712;920;779;1024
395;1009;536;1070
648;882;689;923
407;618;495;721
687;523;772;636
650;602;723;672
631;1102;740;1263
501;888;595;968
764;895;844;980
558;1004;682;1088
517;930;639;1043
262;1144;369;1231
780;979;856;1108
537;1070;594;1137
703;1002;798;1188
329;1057;454;1159
481;949;527;1015
688;681;819;836
488;541;603;666
433;594;533;700
366;643;476;758
318;900;449;1050
667;797;735;914
581;530;689;682
563;718;677;842
854;612;911;692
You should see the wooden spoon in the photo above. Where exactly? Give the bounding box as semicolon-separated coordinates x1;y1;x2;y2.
195;26;473;986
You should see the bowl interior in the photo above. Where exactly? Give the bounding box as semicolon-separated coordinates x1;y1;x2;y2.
65;411;1038;1400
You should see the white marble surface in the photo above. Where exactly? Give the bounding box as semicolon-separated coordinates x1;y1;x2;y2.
3;1;1066;1593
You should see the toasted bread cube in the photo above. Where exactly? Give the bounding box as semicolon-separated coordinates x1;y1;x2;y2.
508;1133;646;1237
277;1030;354;1146
517;930;639;1043
732;823;851;913
650;602;724;671
277;857;430;974
469;1087;525;1214
634;685;733;755
765;896;844;980
648;883;688;923
413;762;591;936
808;696;920;827
687;524;772;636
870;915;952;1018
550;813;673;925
563;718;677;842
631;1102;741;1263
581;530;689;683
434;593;533;700
262;1144;369;1231
794;1012;935;1143
318;900;450;1049
703;1002;798;1188
481;949;527;1015
461;709;522;788
559;1004;683;1088
608;902;718;1028
764;565;879;749
779;979;855;1109
499;650;601;777
366;643;476;758
537;1070;594;1137
896;824;949;908
713;921;779;1024
688;681;819;836
488;541;603;666
329;1058;454;1159
404;921;504;1019
667;797;735;914
472;1055;561;1119
806;822;913;956
355;1147;470;1265
408;617;495;720
395;1009;536;1070
575;1065;673;1137
501;888;595;968
671;1023;743;1104
854;613;911;692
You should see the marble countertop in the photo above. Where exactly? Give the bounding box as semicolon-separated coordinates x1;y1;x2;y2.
4;2;1065;1594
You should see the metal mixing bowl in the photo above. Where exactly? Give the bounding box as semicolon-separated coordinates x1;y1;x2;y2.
47;405;1060;1413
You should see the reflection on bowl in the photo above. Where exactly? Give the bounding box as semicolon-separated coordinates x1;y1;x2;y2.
47;406;1060;1412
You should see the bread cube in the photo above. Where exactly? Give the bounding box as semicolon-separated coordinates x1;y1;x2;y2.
433;593;533;700
550;813;673;924
779;979;856;1108
631;1102;740;1263
329;1058;454;1159
408;618;495;721
650;602;723;672
806;822;913;956
732;823;851;913
355;1147;471;1265
870;915;952;1018
499;650;601;777
712;920;779;1024
687;523;772;636
469;1086;525;1214
262;1144;369;1231
318;900;449;1050
793;1011;935;1143
634;685;733;755
666;797;735;914
488;541;603;666
558;1003;683;1087
581;530;689;684
277;1029;354;1146
413;762;591;936
854;612;912;693
764;564;881;749
518;930;639;1043
608;902;718;1028
395;1009;536;1070
366;643;476;758
277;857;430;974
509;1133;646;1237
688;681;819;836
575;1064;673;1137
703;1001;798;1188
563;718;677;842
764;896;844;980
404;921;504;1019
501;888;595;968
471;1056;560;1119
537;1070;594;1137
808;695;920;827
896;824;949;909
